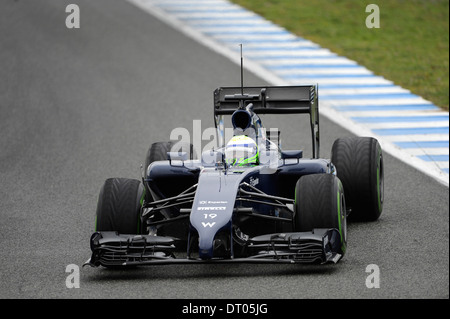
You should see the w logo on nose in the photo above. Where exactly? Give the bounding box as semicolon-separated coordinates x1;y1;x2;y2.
201;222;216;228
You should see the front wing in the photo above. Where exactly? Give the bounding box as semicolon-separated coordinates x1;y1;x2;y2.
83;228;343;267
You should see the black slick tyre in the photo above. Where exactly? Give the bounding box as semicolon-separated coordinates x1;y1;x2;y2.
294;174;347;255
95;178;144;234
331;137;384;222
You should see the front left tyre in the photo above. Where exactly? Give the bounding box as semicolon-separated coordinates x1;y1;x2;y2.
95;178;144;234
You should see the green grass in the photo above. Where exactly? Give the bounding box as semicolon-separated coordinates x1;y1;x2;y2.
231;0;449;110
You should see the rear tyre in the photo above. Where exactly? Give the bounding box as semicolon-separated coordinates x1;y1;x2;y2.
294;174;347;255
331;137;384;222
142;142;196;239
144;141;196;174
95;178;144;234
143;141;196;203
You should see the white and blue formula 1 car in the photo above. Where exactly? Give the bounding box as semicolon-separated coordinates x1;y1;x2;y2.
85;84;384;268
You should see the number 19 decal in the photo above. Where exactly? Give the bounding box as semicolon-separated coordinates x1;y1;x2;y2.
202;213;217;227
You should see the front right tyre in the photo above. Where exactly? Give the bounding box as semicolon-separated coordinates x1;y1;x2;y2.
294;174;347;256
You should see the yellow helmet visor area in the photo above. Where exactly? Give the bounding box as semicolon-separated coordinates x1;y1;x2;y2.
225;136;259;167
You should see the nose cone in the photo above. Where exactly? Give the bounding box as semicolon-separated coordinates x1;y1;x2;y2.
190;169;243;260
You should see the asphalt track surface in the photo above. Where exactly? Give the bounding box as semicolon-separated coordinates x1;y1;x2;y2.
0;0;448;300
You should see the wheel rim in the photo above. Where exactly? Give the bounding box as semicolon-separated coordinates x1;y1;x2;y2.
339;191;347;253
377;153;384;213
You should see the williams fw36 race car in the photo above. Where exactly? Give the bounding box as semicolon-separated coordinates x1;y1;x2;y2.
85;85;384;268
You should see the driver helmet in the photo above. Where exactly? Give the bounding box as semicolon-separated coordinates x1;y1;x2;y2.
225;135;259;167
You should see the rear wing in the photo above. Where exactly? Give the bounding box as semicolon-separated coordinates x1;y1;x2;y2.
213;85;320;158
